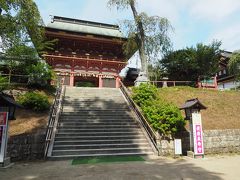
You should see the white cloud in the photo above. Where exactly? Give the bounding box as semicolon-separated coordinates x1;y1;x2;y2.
79;0;131;24
189;0;240;22
210;24;240;51
138;0;181;23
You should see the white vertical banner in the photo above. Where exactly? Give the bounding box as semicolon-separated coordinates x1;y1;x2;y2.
0;112;8;163
192;113;204;155
174;139;182;155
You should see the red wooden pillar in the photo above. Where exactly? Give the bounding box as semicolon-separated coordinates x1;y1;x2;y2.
99;75;103;88
70;73;74;87
115;76;120;88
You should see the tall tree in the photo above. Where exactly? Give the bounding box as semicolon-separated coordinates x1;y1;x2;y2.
228;50;240;82
108;0;172;77
0;0;52;54
161;41;222;81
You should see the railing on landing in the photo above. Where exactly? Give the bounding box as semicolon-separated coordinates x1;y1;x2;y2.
119;81;160;155
44;81;66;158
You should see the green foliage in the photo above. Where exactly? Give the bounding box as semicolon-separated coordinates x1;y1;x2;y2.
132;83;185;137
132;83;157;106
161;41;222;81
18;92;50;111
142;100;185;136
0;76;9;92
0;0;44;50
27;62;55;88
228;51;240;81
75;82;95;87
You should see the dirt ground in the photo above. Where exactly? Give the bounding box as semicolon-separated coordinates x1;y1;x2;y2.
8;109;48;136
0;155;239;180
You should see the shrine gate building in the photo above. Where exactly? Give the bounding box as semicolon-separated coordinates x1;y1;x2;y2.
43;16;128;88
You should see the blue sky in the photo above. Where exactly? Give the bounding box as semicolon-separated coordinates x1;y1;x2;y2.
35;0;240;52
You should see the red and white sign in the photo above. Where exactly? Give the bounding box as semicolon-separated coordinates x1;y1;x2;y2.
0;112;8;163
192;113;204;155
0;113;7;126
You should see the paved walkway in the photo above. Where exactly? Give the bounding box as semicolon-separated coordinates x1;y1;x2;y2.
0;155;240;180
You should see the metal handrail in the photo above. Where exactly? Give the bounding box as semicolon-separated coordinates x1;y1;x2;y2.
44;83;66;158
119;81;160;155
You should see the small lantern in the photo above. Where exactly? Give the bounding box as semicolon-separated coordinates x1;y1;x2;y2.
180;98;207;120
0;93;22;120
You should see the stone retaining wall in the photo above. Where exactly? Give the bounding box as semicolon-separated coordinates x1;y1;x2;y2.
159;129;240;156
7;129;46;161
204;129;240;154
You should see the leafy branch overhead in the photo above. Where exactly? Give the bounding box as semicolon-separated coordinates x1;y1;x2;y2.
108;0;172;74
0;0;56;54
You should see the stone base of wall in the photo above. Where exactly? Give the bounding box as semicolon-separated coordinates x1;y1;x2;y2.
158;129;240;156
7;128;46;162
158;131;189;156
204;129;240;154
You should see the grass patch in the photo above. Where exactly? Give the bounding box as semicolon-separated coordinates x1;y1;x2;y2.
157;86;240;130
72;156;145;165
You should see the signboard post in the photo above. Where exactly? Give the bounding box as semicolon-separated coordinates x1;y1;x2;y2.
180;98;206;159
0;112;10;167
174;139;182;156
192;112;204;158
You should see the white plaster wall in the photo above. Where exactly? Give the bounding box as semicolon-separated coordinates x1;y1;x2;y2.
218;81;240;90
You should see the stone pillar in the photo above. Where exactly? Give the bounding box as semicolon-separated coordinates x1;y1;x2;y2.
115;76;120;88
99;75;103;88
70;73;74;87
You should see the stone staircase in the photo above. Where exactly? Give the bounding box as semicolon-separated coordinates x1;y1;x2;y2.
50;87;154;159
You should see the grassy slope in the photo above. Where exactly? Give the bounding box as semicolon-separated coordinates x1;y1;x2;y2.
8;88;53;137
158;87;240;130
9;109;48;136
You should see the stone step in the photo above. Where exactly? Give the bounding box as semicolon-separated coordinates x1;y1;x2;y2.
56;131;143;137
58;122;137;126
60;114;133;119
63;103;127;106
62;106;129;109
59;119;136;123
53;143;149;150
52;147;152;156
57;128;141;133
61;110;131;114
59;117;135;121
53;138;148;145
49;152;152;160
55;134;145;141
57;124;139;129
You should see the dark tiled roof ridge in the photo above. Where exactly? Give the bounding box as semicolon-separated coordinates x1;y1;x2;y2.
52;15;120;30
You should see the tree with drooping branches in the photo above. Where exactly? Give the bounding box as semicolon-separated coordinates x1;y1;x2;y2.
108;0;172;78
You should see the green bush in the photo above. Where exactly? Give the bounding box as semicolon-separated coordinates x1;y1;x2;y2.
0;76;9;92
142;100;185;136
18;92;50;112
132;83;185;137
132;83;157;106
27;62;55;88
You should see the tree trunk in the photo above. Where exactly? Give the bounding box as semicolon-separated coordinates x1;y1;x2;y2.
129;0;148;76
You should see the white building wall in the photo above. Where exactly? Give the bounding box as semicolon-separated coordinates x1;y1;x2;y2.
218;81;240;90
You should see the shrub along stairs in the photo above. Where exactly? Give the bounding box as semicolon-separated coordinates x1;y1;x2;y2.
50;87;154;159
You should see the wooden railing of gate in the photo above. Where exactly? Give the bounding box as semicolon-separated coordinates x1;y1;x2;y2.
119;81;160;155
44;83;66;158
